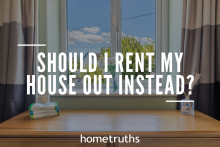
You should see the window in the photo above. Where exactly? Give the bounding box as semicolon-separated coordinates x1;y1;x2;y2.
67;0;110;84
120;0;156;78
67;0;157;82
61;0;169;93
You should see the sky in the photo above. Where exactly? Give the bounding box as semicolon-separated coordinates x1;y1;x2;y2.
67;0;155;55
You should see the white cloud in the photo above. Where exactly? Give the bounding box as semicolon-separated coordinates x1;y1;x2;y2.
68;30;84;44
83;34;105;43
121;31;139;41
101;31;140;44
121;31;125;37
68;30;105;44
68;29;153;45
140;37;154;44
101;32;111;44
101;32;110;37
83;27;100;34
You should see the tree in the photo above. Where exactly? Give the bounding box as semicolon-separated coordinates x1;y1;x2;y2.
99;45;111;60
69;36;155;81
142;37;155;74
121;36;155;78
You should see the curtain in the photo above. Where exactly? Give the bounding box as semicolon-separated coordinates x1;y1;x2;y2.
178;0;220;120
0;0;38;123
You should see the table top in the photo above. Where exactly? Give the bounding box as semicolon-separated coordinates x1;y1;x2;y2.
0;110;220;138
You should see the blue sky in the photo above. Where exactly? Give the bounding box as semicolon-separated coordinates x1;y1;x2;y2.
67;0;155;55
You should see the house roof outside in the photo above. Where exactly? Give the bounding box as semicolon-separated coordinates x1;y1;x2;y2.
83;52;101;61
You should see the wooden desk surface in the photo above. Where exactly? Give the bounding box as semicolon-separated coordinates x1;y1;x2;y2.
0;110;220;138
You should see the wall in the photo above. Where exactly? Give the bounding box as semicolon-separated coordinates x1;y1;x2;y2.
38;0;60;90
39;0;183;110
47;0;60;89
51;96;177;110
169;0;183;89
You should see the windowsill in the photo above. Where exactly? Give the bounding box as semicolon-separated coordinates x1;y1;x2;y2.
52;88;177;97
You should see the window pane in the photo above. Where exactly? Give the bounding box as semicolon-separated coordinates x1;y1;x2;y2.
121;0;156;78
67;0;111;83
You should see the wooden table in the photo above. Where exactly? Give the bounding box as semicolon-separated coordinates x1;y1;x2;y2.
0;110;220;147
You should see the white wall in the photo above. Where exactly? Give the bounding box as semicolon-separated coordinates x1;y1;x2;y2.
38;0;60;90
169;0;183;90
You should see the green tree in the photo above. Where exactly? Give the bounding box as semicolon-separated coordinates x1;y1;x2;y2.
142;37;155;74
68;36;155;82
121;36;155;78
99;45;111;60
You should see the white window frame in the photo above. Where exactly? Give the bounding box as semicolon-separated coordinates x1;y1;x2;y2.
110;0;169;88
59;0;169;95
59;0;68;85
111;0;121;55
155;0;169;86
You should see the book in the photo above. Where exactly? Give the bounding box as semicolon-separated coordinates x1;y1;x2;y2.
29;102;57;111
30;108;59;115
30;112;60;120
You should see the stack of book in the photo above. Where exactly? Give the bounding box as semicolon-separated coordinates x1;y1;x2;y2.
29;102;60;120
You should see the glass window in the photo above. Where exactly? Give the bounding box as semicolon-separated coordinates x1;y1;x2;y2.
67;0;156;83
121;0;156;78
67;0;111;83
